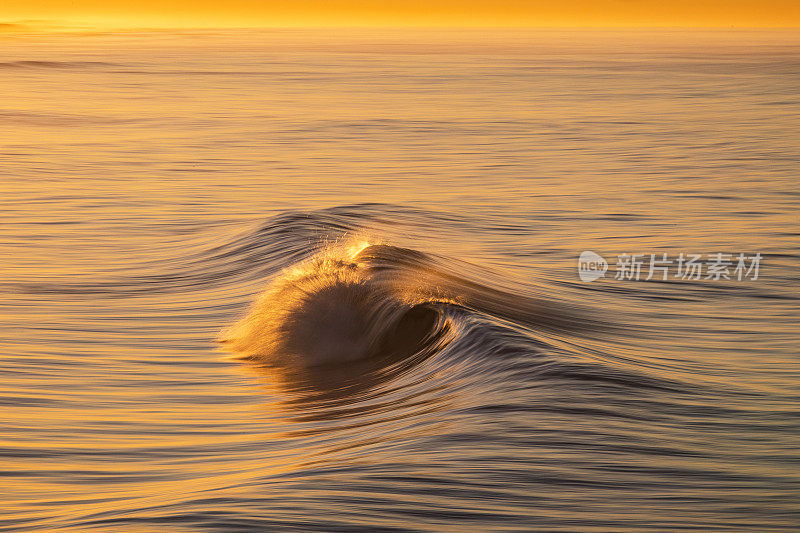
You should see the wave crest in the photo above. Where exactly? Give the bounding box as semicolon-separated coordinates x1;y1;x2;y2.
218;243;452;366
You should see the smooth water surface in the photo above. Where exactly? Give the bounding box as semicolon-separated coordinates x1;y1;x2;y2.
1;29;799;532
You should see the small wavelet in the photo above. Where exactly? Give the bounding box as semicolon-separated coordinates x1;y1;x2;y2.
0;60;117;69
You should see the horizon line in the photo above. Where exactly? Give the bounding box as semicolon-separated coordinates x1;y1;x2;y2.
4;22;800;32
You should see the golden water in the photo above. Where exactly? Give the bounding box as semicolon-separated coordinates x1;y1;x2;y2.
1;29;798;532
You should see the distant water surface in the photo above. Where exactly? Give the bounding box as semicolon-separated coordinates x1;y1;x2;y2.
0;29;798;532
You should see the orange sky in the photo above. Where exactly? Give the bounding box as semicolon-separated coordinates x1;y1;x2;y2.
2;0;799;28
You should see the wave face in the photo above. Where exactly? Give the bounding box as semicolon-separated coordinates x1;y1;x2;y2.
218;242;590;367
218;244;453;365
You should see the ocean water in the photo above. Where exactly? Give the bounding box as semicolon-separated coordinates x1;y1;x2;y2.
1;29;799;532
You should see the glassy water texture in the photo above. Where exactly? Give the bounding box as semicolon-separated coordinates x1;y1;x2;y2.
1;29;798;532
